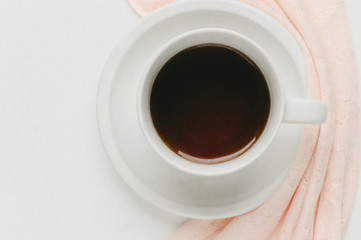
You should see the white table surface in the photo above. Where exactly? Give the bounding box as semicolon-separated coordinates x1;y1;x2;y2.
0;0;360;239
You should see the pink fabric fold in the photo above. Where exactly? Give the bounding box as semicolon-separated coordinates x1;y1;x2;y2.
126;0;360;239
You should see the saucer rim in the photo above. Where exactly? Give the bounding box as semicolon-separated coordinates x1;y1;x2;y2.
97;0;305;219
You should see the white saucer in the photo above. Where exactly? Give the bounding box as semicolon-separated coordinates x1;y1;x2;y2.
97;0;305;219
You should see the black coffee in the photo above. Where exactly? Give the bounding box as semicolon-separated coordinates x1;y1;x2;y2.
150;44;270;163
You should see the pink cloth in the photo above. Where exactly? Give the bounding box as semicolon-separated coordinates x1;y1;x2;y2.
126;0;360;239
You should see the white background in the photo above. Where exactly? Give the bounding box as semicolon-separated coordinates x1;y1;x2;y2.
0;0;360;239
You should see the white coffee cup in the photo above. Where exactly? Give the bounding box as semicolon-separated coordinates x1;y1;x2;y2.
137;28;327;176
98;0;328;218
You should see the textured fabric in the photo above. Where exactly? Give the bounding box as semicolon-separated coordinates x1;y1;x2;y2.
125;0;360;239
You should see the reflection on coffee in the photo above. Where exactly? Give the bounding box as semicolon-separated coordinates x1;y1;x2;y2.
150;44;270;163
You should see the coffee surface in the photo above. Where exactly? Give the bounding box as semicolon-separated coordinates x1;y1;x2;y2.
150;45;270;162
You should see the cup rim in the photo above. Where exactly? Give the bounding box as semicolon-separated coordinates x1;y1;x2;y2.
137;28;285;176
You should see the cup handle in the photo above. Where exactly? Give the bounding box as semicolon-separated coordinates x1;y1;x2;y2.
283;98;328;124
